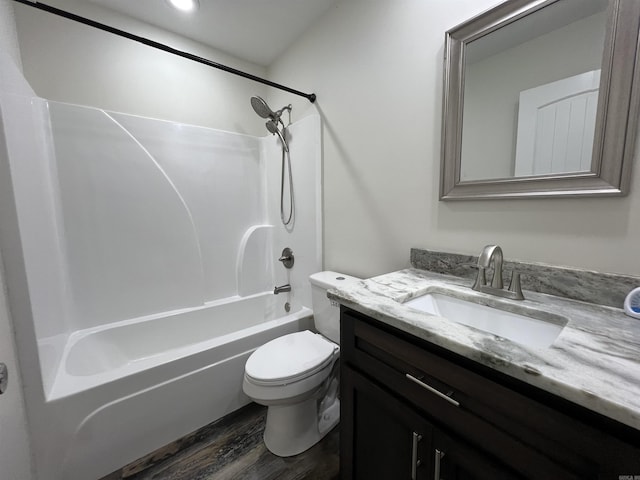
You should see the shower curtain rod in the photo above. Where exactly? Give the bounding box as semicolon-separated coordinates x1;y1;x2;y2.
13;0;317;103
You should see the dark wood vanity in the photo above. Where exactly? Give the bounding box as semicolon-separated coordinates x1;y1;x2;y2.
339;306;640;479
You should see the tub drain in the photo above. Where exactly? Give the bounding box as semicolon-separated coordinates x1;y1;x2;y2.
284;302;291;313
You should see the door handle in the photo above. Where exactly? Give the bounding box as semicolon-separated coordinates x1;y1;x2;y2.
411;431;422;480
434;449;445;480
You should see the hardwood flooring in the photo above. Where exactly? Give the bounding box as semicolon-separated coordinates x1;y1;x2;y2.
100;403;339;480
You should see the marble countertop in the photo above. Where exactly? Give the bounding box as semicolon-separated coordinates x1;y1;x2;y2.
328;268;640;430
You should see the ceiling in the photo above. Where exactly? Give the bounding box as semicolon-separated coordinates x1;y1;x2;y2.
80;0;339;66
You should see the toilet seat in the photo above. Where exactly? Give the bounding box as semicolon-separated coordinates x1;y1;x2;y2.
245;330;338;386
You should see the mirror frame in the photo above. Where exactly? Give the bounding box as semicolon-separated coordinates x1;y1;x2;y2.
440;0;640;200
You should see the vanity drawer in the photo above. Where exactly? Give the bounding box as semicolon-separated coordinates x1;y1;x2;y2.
341;308;640;479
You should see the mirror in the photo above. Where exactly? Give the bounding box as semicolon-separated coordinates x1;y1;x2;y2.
440;0;640;200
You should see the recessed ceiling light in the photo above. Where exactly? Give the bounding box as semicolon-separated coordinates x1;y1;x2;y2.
167;0;198;12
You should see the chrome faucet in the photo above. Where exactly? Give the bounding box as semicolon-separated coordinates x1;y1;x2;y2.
471;245;524;300
274;284;291;295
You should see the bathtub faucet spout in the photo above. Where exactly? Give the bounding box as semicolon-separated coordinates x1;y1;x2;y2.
274;284;291;295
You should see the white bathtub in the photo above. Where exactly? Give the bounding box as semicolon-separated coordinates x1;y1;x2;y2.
37;292;313;480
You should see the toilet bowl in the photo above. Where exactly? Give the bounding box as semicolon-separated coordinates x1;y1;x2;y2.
242;271;360;457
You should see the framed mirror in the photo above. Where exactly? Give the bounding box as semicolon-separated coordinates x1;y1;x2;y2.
440;0;640;200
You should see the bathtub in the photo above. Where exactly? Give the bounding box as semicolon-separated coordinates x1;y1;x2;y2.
37;292;313;480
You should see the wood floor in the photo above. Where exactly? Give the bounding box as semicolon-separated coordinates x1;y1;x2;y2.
100;403;340;480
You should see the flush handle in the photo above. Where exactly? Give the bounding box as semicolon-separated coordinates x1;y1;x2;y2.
0;363;8;395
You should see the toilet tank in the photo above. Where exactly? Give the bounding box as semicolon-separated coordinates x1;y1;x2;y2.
309;271;361;344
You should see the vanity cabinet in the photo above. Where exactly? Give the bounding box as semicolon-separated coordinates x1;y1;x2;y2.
339;307;640;480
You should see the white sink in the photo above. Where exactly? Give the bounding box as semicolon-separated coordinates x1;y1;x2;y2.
404;292;566;348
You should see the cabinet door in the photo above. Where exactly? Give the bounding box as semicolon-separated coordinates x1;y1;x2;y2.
342;365;525;480
433;428;524;480
342;365;431;480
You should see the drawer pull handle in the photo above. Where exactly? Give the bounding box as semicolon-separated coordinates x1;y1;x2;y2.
405;374;460;407
411;431;422;480
434;449;445;480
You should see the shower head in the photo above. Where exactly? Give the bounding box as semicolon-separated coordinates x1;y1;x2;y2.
266;120;289;152
265;120;279;135
250;96;292;123
250;96;276;119
251;95;291;152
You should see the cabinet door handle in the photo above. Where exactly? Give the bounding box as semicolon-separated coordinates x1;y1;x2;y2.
411;431;422;480
405;374;460;407
434;449;445;480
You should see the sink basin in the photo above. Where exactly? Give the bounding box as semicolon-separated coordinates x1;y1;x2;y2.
404;292;566;348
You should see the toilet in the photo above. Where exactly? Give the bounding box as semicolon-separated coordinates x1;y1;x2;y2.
242;271;360;457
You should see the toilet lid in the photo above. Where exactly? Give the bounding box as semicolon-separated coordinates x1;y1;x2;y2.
245;330;337;384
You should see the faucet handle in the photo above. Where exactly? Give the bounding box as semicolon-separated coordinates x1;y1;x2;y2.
278;247;294;269
507;271;525;300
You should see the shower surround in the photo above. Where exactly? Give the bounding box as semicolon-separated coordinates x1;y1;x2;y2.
0;91;321;479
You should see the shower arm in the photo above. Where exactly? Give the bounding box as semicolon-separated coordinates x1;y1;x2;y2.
278;106;292;127
275;105;292;118
13;0;317;104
